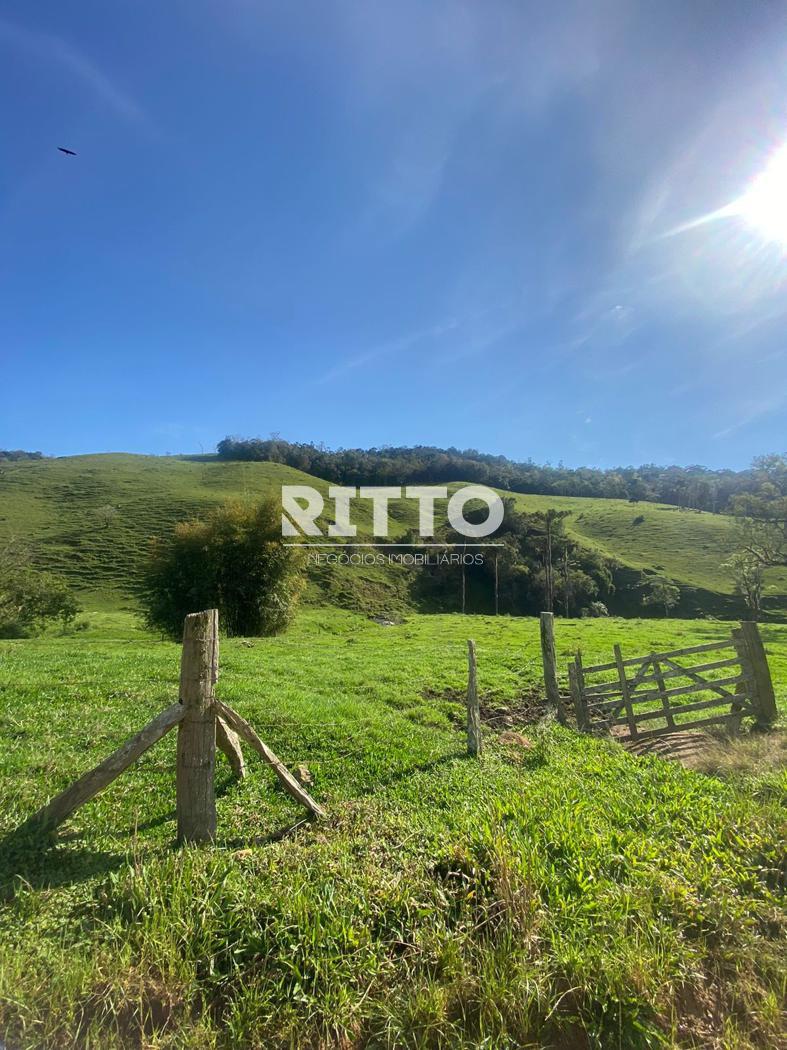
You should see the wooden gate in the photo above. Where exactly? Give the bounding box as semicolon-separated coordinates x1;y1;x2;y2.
568;621;777;742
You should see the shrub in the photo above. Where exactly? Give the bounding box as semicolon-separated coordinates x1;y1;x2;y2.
641;576;680;616
141;499;304;638
0;540;79;636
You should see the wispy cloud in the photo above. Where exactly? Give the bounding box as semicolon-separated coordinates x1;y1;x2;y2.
318;317;461;384
336;0;613;236
318;297;529;384
713;394;786;440
0;16;144;123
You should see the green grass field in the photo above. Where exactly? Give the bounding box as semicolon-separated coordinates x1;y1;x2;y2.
2;454;786;616
1;609;785;1049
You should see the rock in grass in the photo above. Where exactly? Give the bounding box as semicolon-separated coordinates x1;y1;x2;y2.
499;731;533;749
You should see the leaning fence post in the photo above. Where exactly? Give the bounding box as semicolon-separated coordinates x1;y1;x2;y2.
613;643;638;740
176;609;218;844
540;611;566;724
467;639;482;757
739;621;777;727
730;627;752;731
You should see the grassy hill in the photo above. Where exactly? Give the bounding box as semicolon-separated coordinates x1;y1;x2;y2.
0;454;420;614
1;453;785;617
506;491;787;618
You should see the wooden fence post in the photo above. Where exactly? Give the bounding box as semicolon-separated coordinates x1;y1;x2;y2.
568;659;588;731
467;639;482;756
739;621;777;726
176;609;218;844
540;612;566;724
17;606;329;841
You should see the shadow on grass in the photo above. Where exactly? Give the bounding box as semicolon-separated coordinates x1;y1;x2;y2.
115;769;238;836
355;750;461;795
221;817;313;850
0;825;126;898
0;769;251;895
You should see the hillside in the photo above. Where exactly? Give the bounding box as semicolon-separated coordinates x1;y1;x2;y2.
506;491;787;617
1;453;785;617
0;454;419;614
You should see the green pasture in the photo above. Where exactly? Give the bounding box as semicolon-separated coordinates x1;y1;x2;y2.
0;609;785;1048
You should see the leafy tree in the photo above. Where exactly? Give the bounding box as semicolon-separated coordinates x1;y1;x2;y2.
141;500;304;638
528;510;571;613
95;504;120;529
411;501;612;616
724;551;765;620
0;540;79;636
725;454;786;619
641;577;680;617
730;454;786;569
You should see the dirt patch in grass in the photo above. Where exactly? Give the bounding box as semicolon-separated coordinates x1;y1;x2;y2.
620;728;713;765
74;974;185;1048
622;726;787;777
423;687;548;728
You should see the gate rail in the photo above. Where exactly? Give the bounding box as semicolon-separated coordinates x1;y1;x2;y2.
568;621;776;742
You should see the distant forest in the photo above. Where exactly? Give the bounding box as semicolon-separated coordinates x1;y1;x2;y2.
0;450;43;461
217;437;781;513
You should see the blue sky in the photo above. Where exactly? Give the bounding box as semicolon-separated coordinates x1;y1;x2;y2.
2;1;787;469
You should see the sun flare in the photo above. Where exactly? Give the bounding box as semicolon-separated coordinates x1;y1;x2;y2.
738;143;787;245
664;141;787;250
733;144;787;246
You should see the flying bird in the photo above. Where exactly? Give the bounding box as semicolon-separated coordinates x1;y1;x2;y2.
57;147;77;156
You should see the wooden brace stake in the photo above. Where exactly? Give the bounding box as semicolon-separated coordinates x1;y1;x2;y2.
216;716;246;779
214;700;326;819
26;703;185;834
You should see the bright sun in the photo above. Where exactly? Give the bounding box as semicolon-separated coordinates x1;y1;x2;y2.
733;144;787;247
